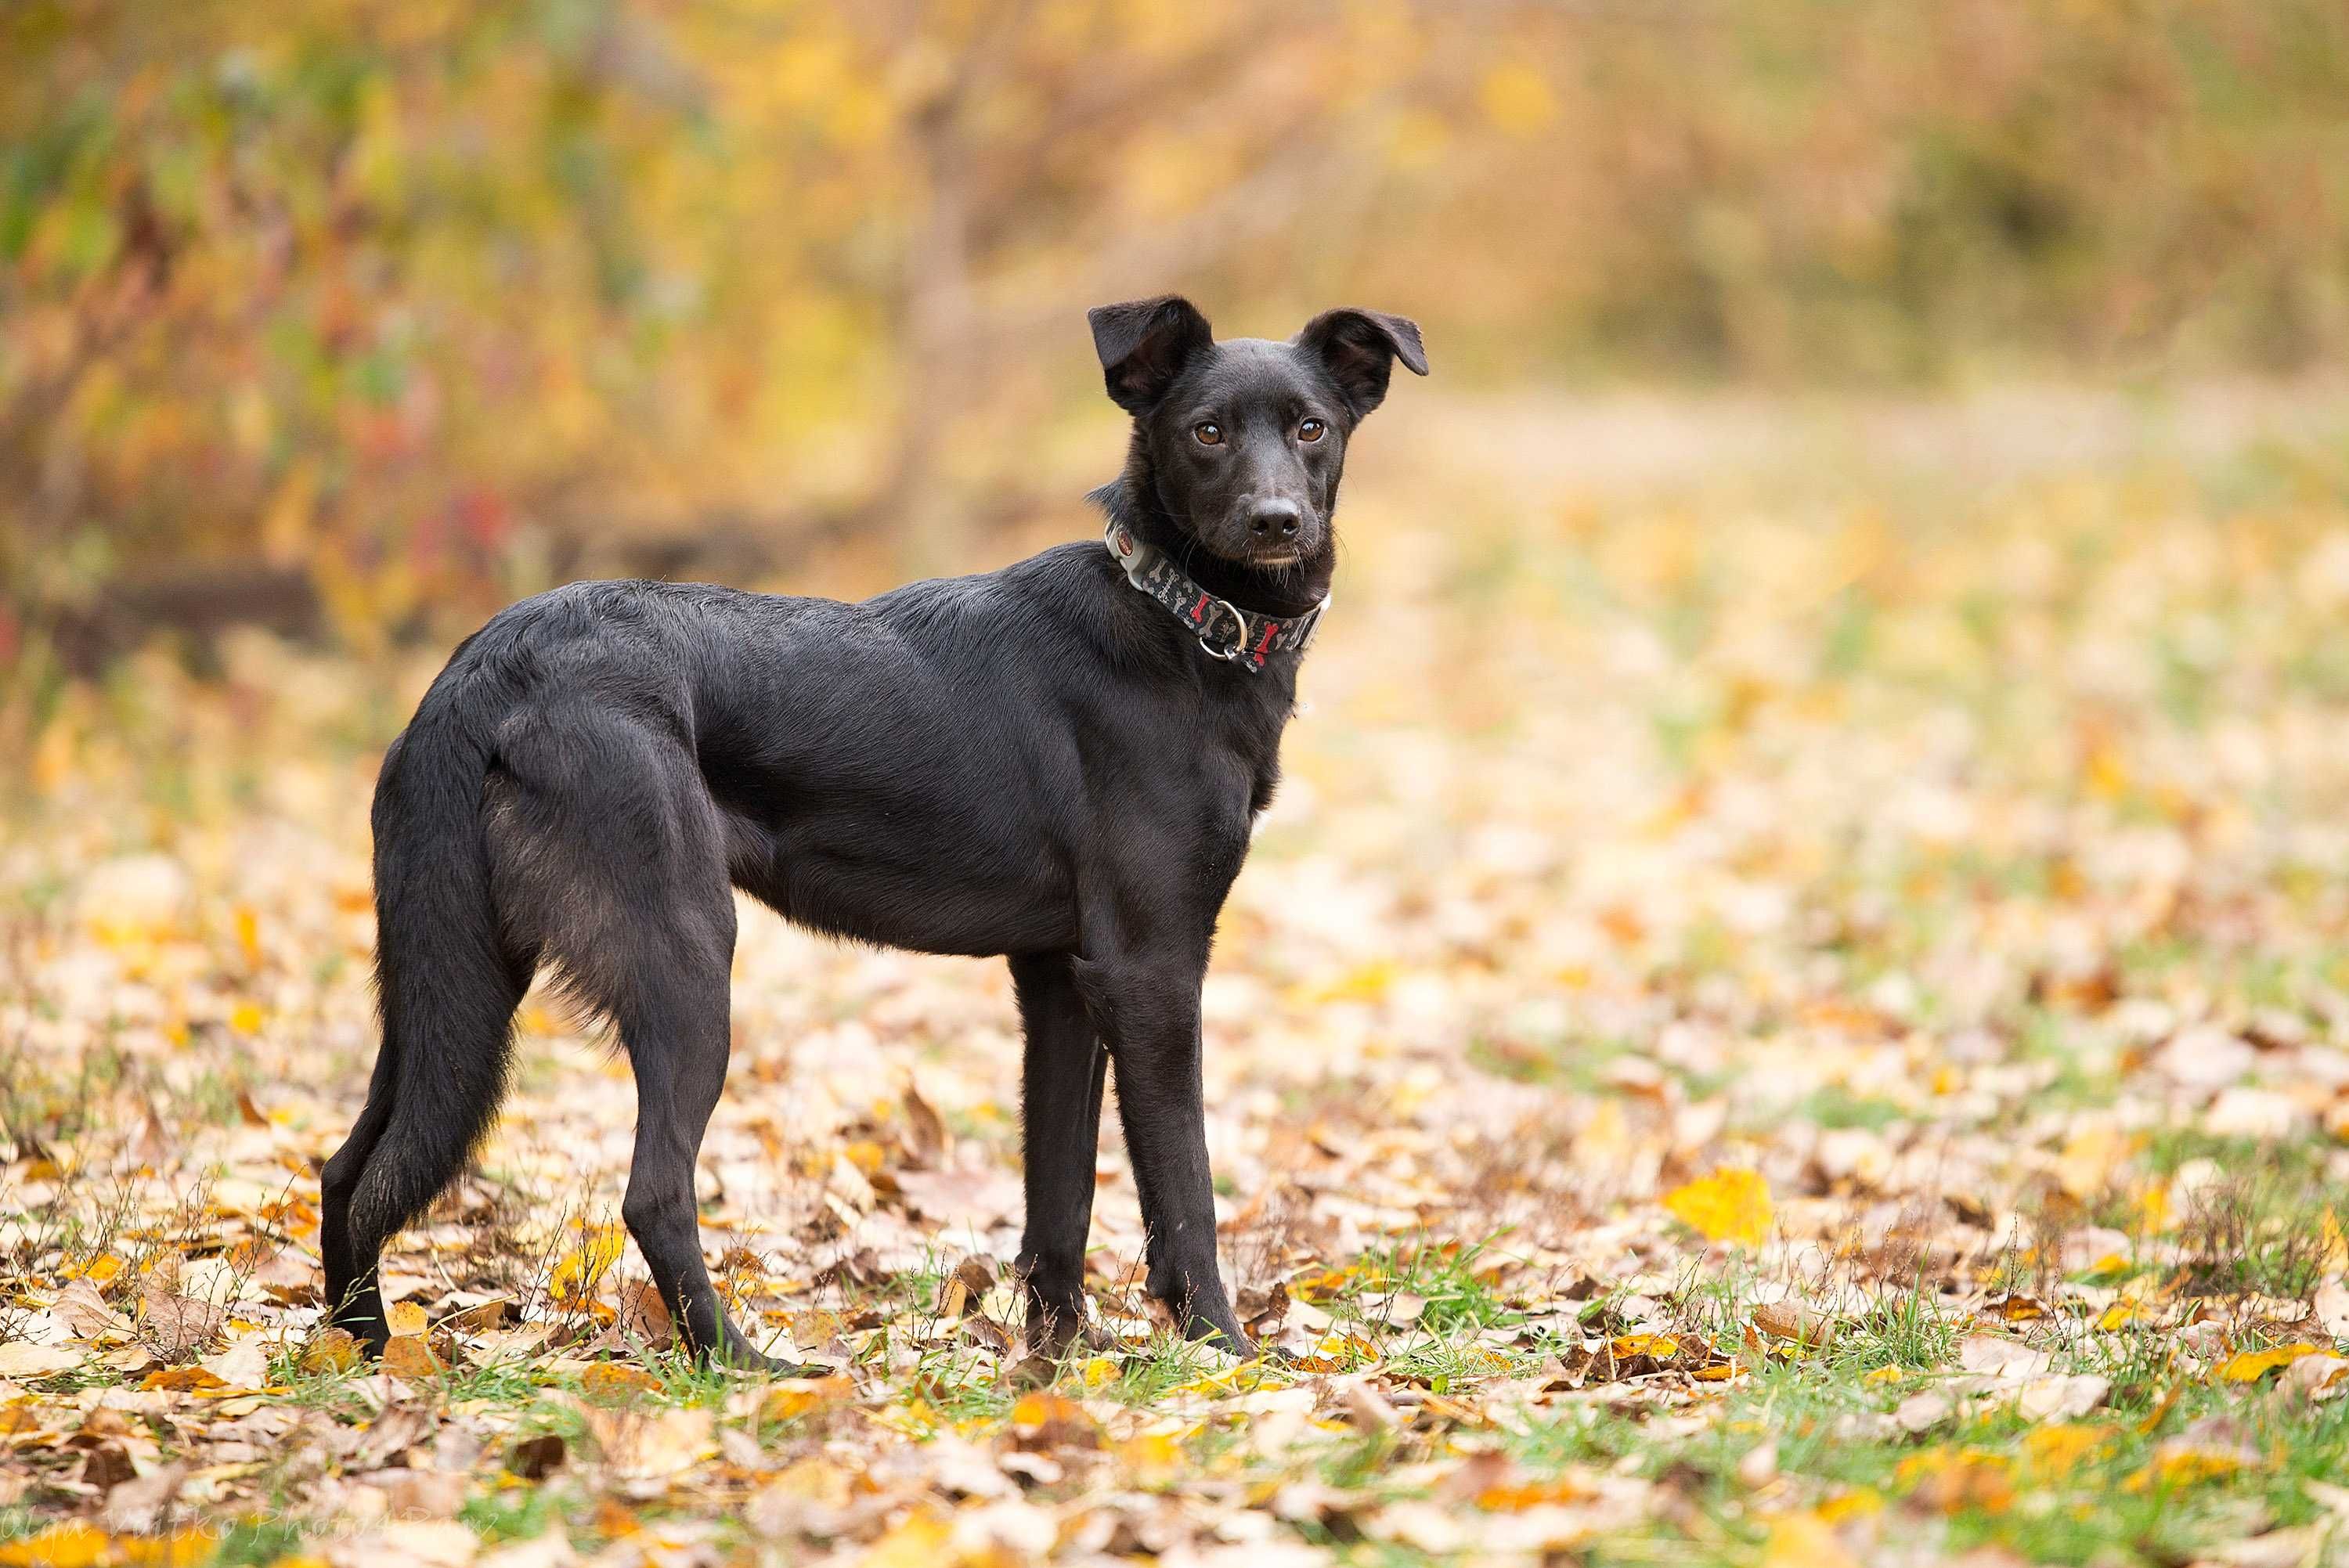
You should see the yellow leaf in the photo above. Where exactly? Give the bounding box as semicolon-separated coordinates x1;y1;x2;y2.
1113;1431;1183;1482
2056;1126;2129;1199
547;1226;626;1304
385;1301;428;1338
583;1363;662;1400
1479;63;1557;137
1010;1389;1091;1433
1315;960;1398;1004
227;1000;264;1035
1763;1511;1862;1568
1894;1448;2014;1514
2126;1447;2244;1490
1082;1356;1120;1390
301;1328;363;1375
1815;1487;1882;1523
2084;741;2129;801
2022;1422;2111;1476
860;1509;952;1568
0;1522;111;1567
1665;1167;1774;1248
760;1375;853;1423
760;1456;852;1507
139;1367;227;1393
114;1526;218;1566
1608;1333;1679;1361
1862;1365;1904;1386
2217;1344;2322;1382
68;1253;124;1287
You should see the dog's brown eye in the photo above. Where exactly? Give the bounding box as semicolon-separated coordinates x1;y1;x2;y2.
1193;423;1222;446
1297;418;1326;442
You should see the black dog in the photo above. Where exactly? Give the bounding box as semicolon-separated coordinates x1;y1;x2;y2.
319;297;1425;1366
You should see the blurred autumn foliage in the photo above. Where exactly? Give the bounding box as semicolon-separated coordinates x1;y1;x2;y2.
5;0;2347;680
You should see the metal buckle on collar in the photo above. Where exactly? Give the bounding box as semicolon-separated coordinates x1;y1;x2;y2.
1195;597;1250;661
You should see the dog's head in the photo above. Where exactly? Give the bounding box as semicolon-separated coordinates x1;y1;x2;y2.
1088;297;1427;571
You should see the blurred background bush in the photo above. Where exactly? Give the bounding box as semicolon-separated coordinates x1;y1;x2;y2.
4;0;2347;693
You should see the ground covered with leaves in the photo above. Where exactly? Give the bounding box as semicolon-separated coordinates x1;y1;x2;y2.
8;390;2349;1565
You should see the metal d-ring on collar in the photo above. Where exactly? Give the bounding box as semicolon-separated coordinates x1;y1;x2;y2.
1103;518;1330;673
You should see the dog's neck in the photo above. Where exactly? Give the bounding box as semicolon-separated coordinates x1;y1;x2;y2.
1089;449;1336;622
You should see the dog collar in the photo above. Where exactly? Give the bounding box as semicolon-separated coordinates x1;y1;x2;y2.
1103;518;1328;672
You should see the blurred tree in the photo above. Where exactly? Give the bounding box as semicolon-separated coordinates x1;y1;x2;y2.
3;0;2345;684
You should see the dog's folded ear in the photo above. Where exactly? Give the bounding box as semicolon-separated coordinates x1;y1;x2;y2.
1296;308;1428;420
1088;296;1214;415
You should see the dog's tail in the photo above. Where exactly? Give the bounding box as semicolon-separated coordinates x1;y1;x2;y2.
326;682;531;1321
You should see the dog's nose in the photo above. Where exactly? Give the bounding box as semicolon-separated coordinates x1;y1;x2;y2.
1247;502;1302;542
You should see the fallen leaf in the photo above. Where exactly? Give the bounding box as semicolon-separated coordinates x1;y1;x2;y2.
2217;1344;2322;1383
1763;1511;1864;1568
1959;1336;2052;1379
381;1335;442;1380
1664;1167;1773;1248
759;1375;853;1424
0;1343;81;1379
301;1328;364;1375
547;1227;626;1306
580;1362;660;1400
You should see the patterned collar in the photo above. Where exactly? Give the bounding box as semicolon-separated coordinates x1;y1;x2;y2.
1103;517;1328;672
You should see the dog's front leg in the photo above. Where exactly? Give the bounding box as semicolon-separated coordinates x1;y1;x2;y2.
1010;952;1109;1356
1077;953;1254;1357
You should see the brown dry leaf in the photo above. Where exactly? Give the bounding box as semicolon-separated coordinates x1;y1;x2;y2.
902;1080;949;1166
51;1278;133;1342
381;1335;443;1379
589;1406;716;1480
612;1281;674;1350
2283;1354;2349;1402
1009;1388;1099;1448
1752;1300;1824;1343
1341;1379;1405;1431
935;1254;995;1319
99;1462;189;1534
440;1297;514;1336
139;1281;226;1361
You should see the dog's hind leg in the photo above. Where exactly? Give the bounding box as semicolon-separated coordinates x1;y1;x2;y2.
615;959;774;1368
486;705;775;1369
